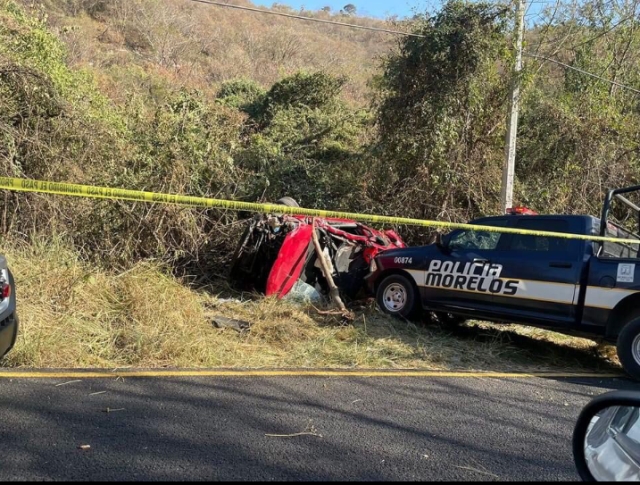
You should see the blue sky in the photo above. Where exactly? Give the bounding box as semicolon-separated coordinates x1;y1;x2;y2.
252;1;549;22
252;0;436;19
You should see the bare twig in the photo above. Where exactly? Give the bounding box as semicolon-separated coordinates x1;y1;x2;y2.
265;420;322;438
55;380;81;387
311;304;345;316
265;431;323;438
453;465;499;478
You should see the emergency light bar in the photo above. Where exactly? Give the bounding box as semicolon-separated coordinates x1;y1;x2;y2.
506;207;538;215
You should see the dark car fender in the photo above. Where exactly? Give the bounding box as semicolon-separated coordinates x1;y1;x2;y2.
365;246;434;294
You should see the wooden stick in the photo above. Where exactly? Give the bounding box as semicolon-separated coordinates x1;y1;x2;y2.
311;220;348;313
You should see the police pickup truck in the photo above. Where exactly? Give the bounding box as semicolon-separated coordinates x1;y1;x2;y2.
366;185;640;380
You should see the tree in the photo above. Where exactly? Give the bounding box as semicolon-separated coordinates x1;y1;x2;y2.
321;6;331;13
236;71;366;208
257;71;347;126
343;4;356;15
373;0;509;226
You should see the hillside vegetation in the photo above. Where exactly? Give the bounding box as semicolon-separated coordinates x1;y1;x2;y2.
19;0;396;104
0;0;637;369
2;0;639;271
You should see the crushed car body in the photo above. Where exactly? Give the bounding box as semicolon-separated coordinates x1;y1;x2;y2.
229;207;406;301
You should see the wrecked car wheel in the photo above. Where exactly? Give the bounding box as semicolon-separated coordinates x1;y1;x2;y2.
275;197;299;207
376;274;418;319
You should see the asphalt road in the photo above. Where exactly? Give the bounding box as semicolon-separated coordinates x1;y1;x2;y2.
0;373;635;481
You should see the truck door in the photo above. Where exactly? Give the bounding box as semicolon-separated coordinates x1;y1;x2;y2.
488;218;583;325
419;218;510;313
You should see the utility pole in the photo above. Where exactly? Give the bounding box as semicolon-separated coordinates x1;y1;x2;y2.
500;0;526;213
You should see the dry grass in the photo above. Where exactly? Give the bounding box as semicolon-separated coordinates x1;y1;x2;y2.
0;239;621;372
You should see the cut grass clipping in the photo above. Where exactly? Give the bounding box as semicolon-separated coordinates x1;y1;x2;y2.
1;240;620;372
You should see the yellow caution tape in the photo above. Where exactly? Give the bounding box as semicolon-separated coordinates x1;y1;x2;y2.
0;176;638;244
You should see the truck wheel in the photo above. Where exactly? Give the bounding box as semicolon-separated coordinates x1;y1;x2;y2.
376;274;419;319
616;316;640;380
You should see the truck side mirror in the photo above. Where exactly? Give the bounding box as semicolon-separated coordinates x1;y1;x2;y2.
573;390;640;481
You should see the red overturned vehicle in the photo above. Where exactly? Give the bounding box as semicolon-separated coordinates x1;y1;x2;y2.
229;197;406;301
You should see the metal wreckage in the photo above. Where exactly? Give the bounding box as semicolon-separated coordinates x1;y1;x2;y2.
229;197;406;303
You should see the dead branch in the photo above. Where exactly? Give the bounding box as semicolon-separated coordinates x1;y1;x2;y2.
265;431;323;438
310;221;348;315
311;304;355;322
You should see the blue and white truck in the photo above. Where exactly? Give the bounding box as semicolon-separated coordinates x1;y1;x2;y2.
366;185;640;380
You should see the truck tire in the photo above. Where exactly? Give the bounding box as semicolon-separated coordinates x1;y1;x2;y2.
616;316;640;381
376;274;419;319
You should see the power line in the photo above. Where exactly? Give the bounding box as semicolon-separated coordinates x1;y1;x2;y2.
524;52;640;94
185;0;426;38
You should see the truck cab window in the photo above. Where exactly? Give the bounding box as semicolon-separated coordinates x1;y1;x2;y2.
448;220;508;251
508;219;570;252
601;223;640;259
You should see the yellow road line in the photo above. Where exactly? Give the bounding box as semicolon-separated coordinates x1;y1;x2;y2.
0;369;624;379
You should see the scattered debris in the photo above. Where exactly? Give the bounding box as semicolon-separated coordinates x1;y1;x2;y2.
89;391;107;396
351;399;362;404
55;380;81;387
283;279;324;304
78;444;91;450
211;315;251;332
